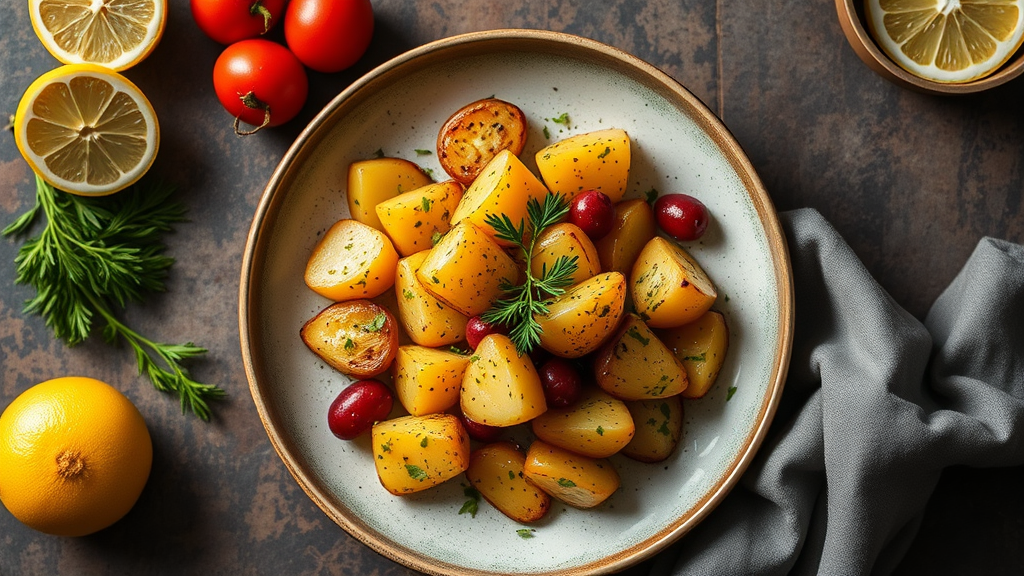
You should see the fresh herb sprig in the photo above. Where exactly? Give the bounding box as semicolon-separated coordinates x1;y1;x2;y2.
4;176;225;420
481;192;578;354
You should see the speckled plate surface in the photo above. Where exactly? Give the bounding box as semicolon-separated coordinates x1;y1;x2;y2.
240;29;792;576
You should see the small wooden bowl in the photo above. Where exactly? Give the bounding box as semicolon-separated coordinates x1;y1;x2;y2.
835;0;1024;94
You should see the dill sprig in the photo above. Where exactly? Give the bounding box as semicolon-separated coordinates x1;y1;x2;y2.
481;192;578;354
4;175;225;420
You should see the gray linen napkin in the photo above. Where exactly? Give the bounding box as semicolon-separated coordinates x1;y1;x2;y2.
649;208;1024;575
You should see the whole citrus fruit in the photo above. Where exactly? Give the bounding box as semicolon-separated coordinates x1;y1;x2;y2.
0;376;153;537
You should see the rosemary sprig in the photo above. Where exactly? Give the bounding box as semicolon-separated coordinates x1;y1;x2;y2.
481;192;578;354
4;175;225;420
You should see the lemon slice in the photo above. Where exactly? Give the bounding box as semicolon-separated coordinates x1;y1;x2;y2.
866;0;1024;83
14;64;160;196
29;0;167;71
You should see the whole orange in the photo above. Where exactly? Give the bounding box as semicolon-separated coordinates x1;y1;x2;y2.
0;376;153;536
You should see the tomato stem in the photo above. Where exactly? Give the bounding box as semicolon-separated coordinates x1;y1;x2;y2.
234;91;271;136
249;0;273;33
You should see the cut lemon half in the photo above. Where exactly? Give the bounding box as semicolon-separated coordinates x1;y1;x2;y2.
866;0;1024;83
14;64;160;196
29;0;167;71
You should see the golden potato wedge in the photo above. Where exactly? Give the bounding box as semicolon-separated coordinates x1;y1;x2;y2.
348;157;433;231
395;251;468;347
449;149;550;247
535;128;630;202
417;221;519;317
376;180;464;257
530;388;634;458
460;334;547;427
466;441;551;523
631;237;717;328
531;223;601;287
621;396;683;463
593;313;688;400
393;345;471;416
300;300;399;378
536;271;626;358
657;310;729;399
595;199;657;275
304;219;399;301
437;99;528;185
371;414;470;495
523;440;620;509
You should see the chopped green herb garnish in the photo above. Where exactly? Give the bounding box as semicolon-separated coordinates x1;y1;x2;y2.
344;338;355;351
657;421;672;436
660;403;671;419
406;464;428;481
363;313;387;332
684;352;707;362
403;289;416;300
373;148;385;158
645;188;659;205
422;167;434;178
726;386;737;401
415;149;432;156
432;276;440;284
469;355;480;363
597;146;611;159
420;436;429;448
421;197;432;212
549;112;570;126
626;326;650;346
556;478;576;488
459;486;480;517
543;126;550;139
517;528;536;539
431;231;443;246
596;426;604;436
380;441;392;453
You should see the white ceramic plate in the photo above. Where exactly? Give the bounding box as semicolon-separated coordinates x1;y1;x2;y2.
240;30;792;576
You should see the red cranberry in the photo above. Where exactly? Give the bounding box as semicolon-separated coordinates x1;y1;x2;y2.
459;411;503;442
568;190;615;240
465;316;504;349
538;358;583;408
327;380;393;440
653;193;709;241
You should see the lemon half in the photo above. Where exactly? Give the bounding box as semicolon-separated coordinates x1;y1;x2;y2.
866;0;1024;83
29;0;167;71
14;64;160;196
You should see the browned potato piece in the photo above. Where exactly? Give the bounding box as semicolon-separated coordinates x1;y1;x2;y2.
372;414;470;495
621;396;683;463
631;237;717;328
595;199;657;275
536;272;626;358
531;222;601;287
523;440;620;509
535;128;630;202
304;219;399;301
348;157;433;231
417;221;519;317
593;313;688;400
657;310;729;399
393;345;471;416
394;251;468;347
300;300;399;378
376;180;464;257
530;388;634;458
437;99;528;185
466;442;551;523
461;334;547;427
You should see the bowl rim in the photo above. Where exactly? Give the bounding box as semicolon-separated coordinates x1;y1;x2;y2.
238;28;794;576
835;0;1024;95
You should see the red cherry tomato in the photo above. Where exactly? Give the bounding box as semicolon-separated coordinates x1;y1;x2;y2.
465;316;505;349
213;39;308;133
284;0;374;73
568;190;615;240
654;193;710;241
327;380;394;440
538;358;583;408
458;411;503;442
191;0;286;45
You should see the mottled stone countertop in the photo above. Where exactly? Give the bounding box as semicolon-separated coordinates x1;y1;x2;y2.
1;1;1022;575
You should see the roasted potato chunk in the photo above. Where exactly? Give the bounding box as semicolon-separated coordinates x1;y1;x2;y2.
657;310;729;399
393;345;471;416
437;98;528;185
460;334;547;427
300;300;399;378
530;388;634;458
593;313;688;400
536;272;626;358
523;440;620;509
595;198;657;275
631;237;716;328
535;128;630;202
531;222;601;287
394;251;468;347
376;180;464;257
304;219;399;302
348;157;433;231
371;414;470;495
621;396;683;463
466;441;551;523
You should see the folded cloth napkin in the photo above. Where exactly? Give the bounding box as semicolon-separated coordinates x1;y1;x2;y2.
647;208;1024;575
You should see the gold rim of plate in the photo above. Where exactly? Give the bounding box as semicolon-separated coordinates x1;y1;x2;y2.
835;0;1024;94
238;28;794;576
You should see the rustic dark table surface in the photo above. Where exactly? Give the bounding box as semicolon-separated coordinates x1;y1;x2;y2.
2;1;1022;575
